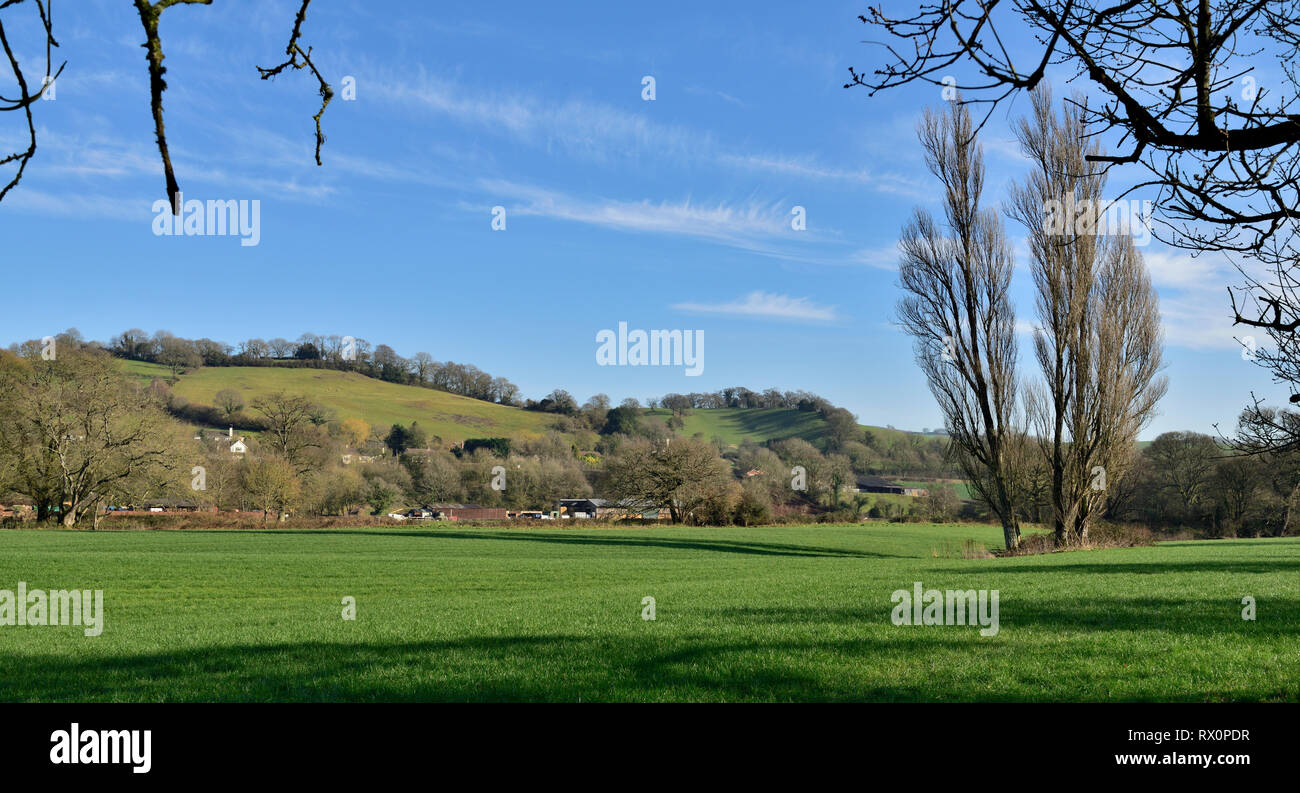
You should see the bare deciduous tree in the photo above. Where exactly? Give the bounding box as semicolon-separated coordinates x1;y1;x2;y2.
251;391;323;472
1009;88;1167;546
603;437;732;523
0;346;186;526
896;100;1022;550
849;2;1300;439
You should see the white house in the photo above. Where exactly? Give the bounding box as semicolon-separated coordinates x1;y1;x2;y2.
226;427;247;455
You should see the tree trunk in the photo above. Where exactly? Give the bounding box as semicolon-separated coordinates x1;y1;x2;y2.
1281;477;1300;536
1002;517;1021;550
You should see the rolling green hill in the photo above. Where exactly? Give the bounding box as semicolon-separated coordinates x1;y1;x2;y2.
642;407;932;452
124;361;935;453
644;407;831;446
147;365;560;444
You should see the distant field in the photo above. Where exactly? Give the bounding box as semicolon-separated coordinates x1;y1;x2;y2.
645;407;830;447
897;480;974;500
121;359;174;382
2;523;1295;702
642;406;918;452
160;366;559;443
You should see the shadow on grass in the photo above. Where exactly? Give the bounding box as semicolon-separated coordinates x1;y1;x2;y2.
6;627;1294;702
0;633;1046;702
708;409;825;444
706;597;1300;636
230;529;906;559
994;560;1300;576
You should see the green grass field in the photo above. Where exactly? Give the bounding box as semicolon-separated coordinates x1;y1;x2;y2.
1;523;1296;702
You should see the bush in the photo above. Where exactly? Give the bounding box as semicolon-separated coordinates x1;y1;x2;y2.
999;522;1166;556
733;486;772;526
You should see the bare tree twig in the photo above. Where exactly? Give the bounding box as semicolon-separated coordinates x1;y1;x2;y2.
256;0;332;166
133;0;212;214
0;0;63;202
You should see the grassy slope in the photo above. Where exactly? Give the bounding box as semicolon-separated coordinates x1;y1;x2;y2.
121;359;174;382
644;407;915;452
645;407;830;446
132;362;929;453
2;523;1295;702
161;366;558;444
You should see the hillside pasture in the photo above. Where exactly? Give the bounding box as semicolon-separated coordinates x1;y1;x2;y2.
161;366;559;444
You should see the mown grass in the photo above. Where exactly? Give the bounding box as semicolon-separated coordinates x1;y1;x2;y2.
1;523;1296;702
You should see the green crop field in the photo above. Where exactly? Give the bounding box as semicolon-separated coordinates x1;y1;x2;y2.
1;523;1296;702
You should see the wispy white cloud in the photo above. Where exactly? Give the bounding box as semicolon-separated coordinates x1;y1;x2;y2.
369;68;909;191
850;243;901;271
672;291;839;322
481;178;792;242
1141;248;1228;292
684;84;744;107
473;178;899;268
370;70;706;163
3;188;147;221
1015;319;1040;337
1140;248;1240;350
716;153;866;183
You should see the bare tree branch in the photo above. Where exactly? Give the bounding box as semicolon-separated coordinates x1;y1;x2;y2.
0;0;63;202
256;0;332;166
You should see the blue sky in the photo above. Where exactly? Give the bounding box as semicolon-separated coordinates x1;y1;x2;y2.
0;0;1280;438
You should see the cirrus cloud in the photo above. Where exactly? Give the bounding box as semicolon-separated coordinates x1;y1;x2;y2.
672;291;839;322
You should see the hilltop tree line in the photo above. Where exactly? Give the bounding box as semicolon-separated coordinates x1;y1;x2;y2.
23;329;940;476
100;328;525;406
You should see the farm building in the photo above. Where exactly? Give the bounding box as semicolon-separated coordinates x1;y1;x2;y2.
854;476;928;497
140;499;205;512
425;504;509;521
559;498;668;520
